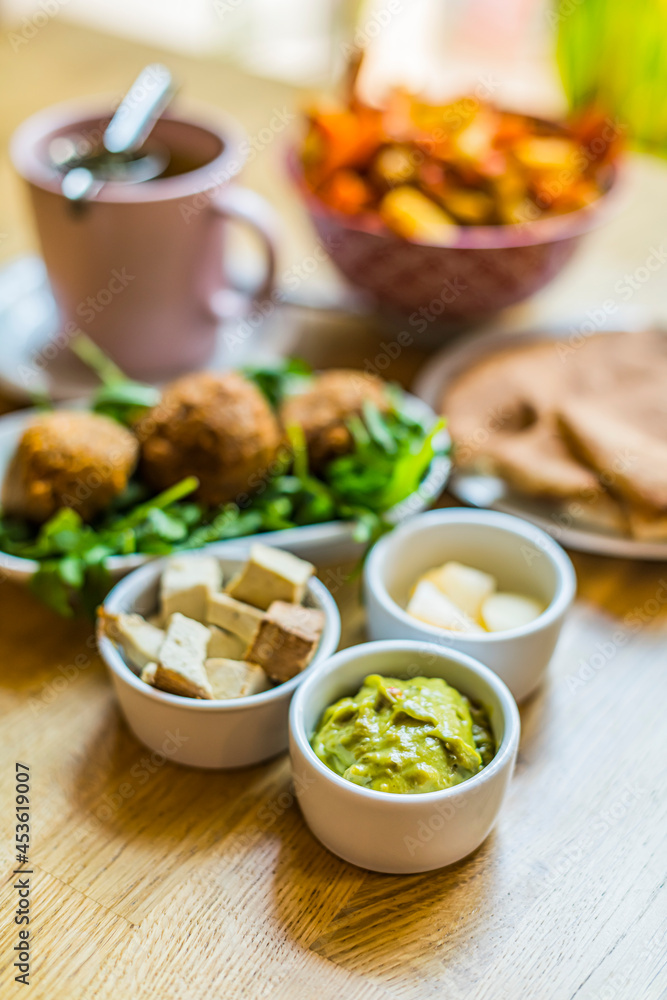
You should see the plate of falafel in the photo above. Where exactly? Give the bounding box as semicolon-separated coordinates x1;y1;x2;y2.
0;354;449;615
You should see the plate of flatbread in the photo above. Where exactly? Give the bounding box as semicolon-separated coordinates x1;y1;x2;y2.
414;318;667;558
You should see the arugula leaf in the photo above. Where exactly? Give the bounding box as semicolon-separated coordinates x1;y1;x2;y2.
70;332;160;427
242;357;312;407
29;562;75;617
325;405;445;513
5;477;200;618
0;367;449;617
91;381;161;426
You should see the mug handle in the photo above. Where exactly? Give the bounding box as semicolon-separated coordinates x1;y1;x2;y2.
208;184;279;321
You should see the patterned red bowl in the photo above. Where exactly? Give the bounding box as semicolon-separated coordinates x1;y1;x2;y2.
289;152;622;325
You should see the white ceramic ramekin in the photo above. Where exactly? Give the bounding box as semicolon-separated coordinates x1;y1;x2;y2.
97;544;341;769
289;640;520;874
363;509;576;702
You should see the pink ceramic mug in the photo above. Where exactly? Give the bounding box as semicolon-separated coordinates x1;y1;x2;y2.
11;99;279;379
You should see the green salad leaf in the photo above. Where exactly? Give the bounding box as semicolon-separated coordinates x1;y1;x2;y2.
71;333;160;427
242;357;312;407
0;359;448;616
0;477;200;617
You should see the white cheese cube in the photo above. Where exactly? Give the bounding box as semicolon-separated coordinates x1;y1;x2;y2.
481;592;544;632
140;662;158;686
206;591;264;643
407;580;484;633
425;561;496;620
205;658;271;700
206;625;246;660
154;613;213;699
161;556;222;623
225;543;314;610
98;611;165;672
240;663;272;697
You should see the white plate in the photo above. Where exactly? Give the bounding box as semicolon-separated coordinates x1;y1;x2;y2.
0;393;450;583
413;315;667;560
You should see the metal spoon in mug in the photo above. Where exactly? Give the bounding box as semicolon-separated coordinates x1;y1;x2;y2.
55;64;175;203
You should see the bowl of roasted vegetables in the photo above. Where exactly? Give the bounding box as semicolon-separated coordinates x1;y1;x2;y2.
293;71;622;323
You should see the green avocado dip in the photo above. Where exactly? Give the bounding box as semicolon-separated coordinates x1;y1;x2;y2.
311;674;495;794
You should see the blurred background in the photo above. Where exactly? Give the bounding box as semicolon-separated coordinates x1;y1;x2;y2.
1;0;666;387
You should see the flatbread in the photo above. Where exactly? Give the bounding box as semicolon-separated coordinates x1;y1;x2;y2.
441;329;667;538
487;417;599;499
558;398;667;513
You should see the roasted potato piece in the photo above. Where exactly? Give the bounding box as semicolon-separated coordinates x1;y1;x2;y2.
379;186;457;243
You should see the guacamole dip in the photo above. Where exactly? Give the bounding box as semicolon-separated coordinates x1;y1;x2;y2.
311;674;495;794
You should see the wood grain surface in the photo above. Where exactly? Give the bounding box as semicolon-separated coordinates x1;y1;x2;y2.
0;19;666;1000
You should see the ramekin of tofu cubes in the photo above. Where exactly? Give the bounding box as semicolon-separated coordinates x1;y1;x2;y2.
97;543;341;768
363;509;576;702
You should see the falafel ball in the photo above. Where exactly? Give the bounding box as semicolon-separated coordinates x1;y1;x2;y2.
2;410;139;523
137;371;283;506
279;369;389;467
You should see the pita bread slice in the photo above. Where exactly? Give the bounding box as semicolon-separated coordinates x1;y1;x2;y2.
558;399;667;514
486;418;599;499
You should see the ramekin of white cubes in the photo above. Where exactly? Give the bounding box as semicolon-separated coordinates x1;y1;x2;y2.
97;542;341;768
364;509;576;702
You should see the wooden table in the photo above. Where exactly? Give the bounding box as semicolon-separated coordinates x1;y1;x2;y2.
1;21;666;1000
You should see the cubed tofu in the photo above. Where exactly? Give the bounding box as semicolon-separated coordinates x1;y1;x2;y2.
140;662;158;686
153;613;213;699
425;561;496;620
245;601;325;683
205;658;271;700
206;625;246;660
161;555;222;624
225;543;314;610
98;611;165;672
240;663;272;697
481;592;544;632
407;580;484;633
206;591;264;643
